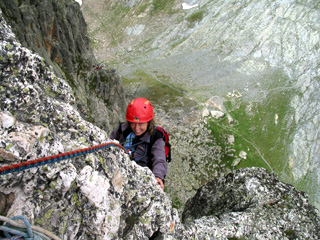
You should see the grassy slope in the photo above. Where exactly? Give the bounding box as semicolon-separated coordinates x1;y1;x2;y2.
121;69;196;111
208;70;297;180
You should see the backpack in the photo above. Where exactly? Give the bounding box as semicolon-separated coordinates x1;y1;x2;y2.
151;126;171;163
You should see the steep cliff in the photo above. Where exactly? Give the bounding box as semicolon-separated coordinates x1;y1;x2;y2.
1;7;320;239
0;0;126;132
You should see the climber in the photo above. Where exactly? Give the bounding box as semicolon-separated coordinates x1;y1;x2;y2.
93;64;103;70
110;98;167;190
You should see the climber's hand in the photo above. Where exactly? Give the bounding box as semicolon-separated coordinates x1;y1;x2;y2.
155;177;164;191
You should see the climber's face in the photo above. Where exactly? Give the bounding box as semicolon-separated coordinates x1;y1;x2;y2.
130;122;148;136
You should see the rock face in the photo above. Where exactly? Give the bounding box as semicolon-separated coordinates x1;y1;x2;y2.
0;0;126;132
182;168;320;239
0;4;319;240
0;0;91;80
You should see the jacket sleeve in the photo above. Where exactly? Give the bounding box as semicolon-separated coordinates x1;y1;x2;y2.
151;138;167;180
110;125;120;140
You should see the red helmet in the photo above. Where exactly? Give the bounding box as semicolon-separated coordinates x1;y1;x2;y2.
126;98;154;123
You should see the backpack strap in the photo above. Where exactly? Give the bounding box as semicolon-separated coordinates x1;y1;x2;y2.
153;127;171;162
149;128;164;146
117;122;132;143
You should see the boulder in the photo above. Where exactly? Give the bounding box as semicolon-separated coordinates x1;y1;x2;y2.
182;168;320;239
210;110;225;119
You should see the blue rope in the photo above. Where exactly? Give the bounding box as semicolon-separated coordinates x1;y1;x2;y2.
1;216;46;240
2;216;32;239
0;225;29;239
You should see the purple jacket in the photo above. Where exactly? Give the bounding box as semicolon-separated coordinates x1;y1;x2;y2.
110;123;167;180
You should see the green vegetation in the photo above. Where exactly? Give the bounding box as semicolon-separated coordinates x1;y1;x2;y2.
136;3;150;15
6;43;13;50
171;195;184;209
88;75;98;92
121;69;196;111
186;10;205;26
285;229;297;238
207;71;297;178
84;2;131;49
5;143;12;151
112;4;130;18
228;238;246;240
151;0;177;15
207;117;270;171
170;37;188;49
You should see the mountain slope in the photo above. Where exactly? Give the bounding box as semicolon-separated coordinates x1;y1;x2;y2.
82;0;320;212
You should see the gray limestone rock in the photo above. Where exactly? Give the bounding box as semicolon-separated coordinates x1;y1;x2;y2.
182;168;320;239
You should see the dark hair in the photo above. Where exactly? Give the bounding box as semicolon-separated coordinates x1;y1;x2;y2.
148;119;156;135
